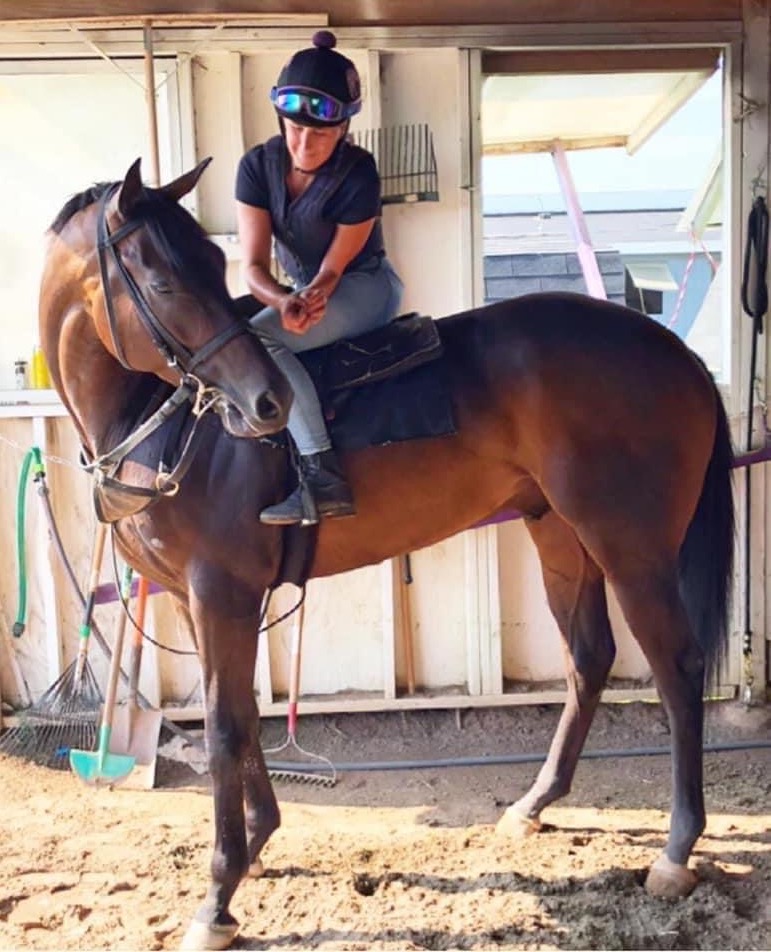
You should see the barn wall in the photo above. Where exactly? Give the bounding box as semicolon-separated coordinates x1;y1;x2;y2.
1;4;767;720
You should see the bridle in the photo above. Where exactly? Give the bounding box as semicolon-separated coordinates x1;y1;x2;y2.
96;183;247;377
83;185;251;500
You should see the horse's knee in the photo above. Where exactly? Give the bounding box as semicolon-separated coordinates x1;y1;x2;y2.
207;724;251;768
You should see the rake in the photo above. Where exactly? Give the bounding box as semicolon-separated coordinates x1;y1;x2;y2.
0;516;108;770
263;599;336;788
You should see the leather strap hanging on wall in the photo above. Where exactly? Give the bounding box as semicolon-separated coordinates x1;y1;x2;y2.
740;193;769;702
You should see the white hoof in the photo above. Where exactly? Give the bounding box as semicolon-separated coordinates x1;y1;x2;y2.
645;853;698;899
179;918;239;951
248;857;265;878
495;806;542;839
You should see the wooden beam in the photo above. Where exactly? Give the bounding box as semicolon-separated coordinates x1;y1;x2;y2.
0;23;743;61
0;1;743;29
143;684;714;722
483;135;627;155
483;48;722;76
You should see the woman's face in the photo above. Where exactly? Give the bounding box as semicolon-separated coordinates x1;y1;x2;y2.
284;119;346;173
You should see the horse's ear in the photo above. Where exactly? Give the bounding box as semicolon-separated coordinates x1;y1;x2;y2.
160;157;213;204
117;158;144;218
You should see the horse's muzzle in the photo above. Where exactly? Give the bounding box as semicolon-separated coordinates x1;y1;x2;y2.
256;388;287;425
217;387;291;439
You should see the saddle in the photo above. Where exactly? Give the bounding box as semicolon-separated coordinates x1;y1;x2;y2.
298;312;443;421
236;294;455;452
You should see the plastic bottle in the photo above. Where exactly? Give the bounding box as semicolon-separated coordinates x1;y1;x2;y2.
14;359;28;390
30;346;51;389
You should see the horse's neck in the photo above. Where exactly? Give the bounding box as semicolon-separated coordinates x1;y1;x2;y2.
61;330;164;460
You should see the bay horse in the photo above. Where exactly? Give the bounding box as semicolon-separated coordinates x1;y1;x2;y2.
39;160;734;951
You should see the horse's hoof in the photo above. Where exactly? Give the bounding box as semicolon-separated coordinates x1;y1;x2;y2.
248;857;265;878
179;919;239;951
495;807;542;839
645;853;698;899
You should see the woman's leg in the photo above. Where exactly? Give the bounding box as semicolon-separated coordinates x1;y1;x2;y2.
251;260;403;524
250;260;403;455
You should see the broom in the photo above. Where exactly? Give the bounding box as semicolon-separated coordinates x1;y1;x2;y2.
0;499;107;770
263;598;336;787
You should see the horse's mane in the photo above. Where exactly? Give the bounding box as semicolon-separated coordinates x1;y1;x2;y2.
49;182;115;234
49;181;231;306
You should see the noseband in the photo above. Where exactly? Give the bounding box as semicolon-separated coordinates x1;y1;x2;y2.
96;184;247;377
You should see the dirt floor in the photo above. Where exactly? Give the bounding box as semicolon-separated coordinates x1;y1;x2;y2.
0;700;769;951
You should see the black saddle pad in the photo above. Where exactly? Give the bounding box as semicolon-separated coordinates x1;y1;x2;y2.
298;314;456;451
326;359;455;451
235;296;457;452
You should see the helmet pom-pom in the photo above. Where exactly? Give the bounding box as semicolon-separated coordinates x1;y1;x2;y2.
312;30;337;49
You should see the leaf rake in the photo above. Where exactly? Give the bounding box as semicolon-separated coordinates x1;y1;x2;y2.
263;600;336;788
0;523;108;769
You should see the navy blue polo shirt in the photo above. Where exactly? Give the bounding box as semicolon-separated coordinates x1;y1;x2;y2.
235;135;385;285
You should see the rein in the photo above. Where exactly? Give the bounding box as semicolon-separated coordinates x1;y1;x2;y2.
85;186;249;505
96;184;247;373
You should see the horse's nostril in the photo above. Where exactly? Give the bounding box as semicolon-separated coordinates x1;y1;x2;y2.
256;390;282;422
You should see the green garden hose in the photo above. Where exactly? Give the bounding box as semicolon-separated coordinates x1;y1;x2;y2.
14;446;45;637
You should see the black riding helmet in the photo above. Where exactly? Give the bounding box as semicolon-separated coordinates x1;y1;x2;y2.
271;30;362;128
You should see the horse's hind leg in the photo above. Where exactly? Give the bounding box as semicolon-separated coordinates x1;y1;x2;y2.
608;566;705;898
498;511;616;837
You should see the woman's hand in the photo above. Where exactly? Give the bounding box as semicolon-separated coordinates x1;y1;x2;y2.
279;288;327;334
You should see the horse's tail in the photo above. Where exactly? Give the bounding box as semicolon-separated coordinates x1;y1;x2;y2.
678;382;735;686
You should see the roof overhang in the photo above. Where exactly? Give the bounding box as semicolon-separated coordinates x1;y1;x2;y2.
482;48;720;156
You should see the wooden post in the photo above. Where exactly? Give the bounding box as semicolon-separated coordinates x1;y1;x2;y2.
143;20;161;187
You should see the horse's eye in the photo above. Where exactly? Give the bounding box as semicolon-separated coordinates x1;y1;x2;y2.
150;279;173;295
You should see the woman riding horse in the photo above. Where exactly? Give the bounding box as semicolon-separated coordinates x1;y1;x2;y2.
237;30;404;525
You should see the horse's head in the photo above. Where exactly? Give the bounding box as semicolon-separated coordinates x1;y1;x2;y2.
93;158;292;439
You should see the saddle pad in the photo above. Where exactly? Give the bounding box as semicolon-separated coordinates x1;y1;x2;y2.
324;358;456;452
240;300;456;452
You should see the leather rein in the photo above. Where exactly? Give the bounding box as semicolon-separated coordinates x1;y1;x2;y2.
82;184;248;500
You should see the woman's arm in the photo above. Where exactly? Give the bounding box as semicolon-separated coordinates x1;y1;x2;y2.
236;201;291;311
298;218;376;325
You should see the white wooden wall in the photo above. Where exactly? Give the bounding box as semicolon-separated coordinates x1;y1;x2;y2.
1;16;765;720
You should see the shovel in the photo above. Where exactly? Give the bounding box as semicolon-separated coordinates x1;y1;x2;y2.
70;565;136;786
109;574;163;789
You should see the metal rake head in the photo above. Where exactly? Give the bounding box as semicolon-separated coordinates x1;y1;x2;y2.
0;660;102;770
263;733;337;788
267;766;336;787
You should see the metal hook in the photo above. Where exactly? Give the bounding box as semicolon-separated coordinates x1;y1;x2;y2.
155;472;180;496
750;165;768;199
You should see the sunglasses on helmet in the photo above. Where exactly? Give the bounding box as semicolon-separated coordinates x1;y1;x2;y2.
270;86;360;123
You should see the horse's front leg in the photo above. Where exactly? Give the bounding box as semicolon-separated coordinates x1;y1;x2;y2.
498;513;616;837
181;583;271;952
242;611;281;878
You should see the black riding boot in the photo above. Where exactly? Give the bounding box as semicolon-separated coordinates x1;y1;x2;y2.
259;449;356;526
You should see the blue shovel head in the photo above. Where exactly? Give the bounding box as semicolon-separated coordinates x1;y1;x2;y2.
70;726;136;786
